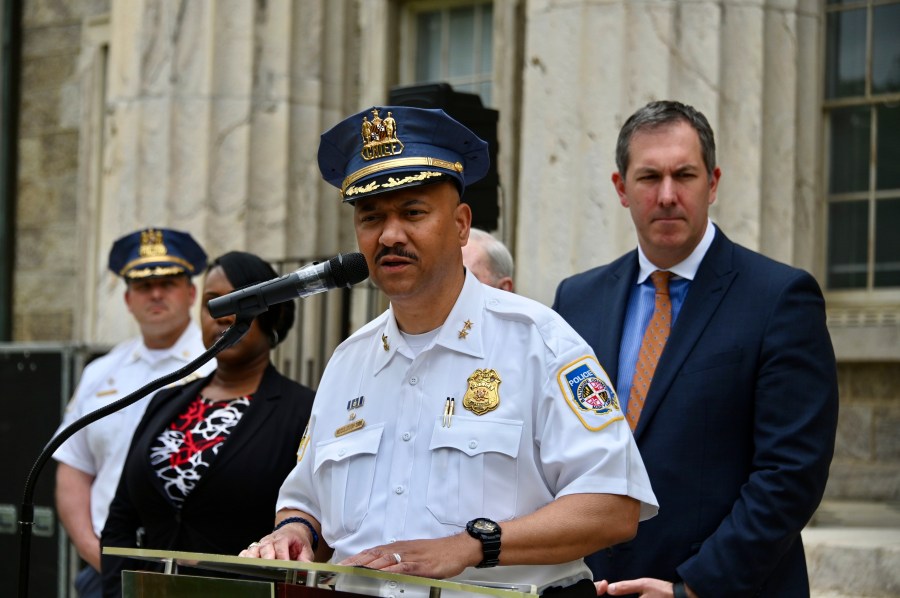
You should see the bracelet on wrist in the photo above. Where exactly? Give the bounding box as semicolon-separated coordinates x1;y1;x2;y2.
273;516;319;552
672;581;689;598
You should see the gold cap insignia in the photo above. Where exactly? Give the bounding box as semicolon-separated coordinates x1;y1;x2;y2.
361;109;404;161
463;368;501;415
139;229;168;258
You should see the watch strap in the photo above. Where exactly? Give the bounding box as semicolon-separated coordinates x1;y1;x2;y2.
466;518;501;568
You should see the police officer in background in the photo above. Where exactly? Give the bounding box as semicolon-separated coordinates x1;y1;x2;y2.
462;227;515;292
53;228;214;598
242;106;658;597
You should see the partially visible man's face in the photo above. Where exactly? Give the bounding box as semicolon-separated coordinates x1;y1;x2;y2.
462;239;514;292
613;120;721;269
124;275;195;347
462;239;496;285
353;181;471;303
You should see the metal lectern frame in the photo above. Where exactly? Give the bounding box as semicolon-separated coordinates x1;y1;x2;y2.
104;547;538;597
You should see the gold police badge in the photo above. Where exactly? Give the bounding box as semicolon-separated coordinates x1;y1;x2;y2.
463;369;501;415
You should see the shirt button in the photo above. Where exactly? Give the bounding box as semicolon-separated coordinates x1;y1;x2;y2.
338;448;346;457
395;485;404;494
488;299;499;306
402;432;411;441
469;440;478;449
388;581;398;588
409;376;418;385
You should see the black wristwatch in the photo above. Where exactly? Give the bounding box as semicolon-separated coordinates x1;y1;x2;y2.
466;517;502;568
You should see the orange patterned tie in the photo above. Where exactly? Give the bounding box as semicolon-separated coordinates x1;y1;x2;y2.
626;271;672;431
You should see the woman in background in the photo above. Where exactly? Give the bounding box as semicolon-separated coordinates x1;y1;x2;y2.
101;251;315;596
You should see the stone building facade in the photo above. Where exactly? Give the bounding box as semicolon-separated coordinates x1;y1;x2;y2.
7;0;899;500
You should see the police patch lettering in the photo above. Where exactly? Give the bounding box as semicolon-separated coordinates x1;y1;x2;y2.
558;356;623;431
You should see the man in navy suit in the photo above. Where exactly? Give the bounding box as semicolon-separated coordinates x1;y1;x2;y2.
553;100;838;597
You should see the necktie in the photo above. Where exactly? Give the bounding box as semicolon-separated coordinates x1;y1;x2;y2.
626;270;672;431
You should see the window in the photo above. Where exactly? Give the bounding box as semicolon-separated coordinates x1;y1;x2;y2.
401;1;494;106
824;0;900;290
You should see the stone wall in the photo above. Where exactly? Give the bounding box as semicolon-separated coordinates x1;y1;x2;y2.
15;0;110;341
13;0;364;345
827;362;900;501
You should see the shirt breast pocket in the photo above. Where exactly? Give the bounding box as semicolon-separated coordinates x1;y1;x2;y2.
426;417;523;526
313;424;384;538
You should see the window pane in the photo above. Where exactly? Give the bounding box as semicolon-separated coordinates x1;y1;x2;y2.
416;11;442;82
830;105;871;193
828;200;870;289
825;9;867;99
448;7;475;78
877;103;900;190
873;4;900;94
481;4;494;75
410;3;493;107
875;198;900;287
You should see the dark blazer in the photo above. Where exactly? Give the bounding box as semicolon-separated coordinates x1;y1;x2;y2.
553;227;838;597
101;363;314;597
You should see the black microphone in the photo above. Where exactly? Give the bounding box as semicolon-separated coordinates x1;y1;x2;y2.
208;252;369;319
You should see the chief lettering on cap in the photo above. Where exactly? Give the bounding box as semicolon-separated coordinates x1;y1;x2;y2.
108;228;207;280
317;106;490;202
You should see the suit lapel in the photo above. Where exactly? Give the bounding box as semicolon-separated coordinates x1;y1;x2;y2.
632;231;738;439
599;254;638;388
201;365;281;472
144;367;282;502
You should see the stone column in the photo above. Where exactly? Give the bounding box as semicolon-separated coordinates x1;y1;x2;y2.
92;0;353;343
15;0;110;341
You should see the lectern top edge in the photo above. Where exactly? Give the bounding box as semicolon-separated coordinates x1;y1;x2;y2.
103;547;539;596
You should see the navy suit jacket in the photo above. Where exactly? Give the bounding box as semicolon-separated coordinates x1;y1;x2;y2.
553;228;838;597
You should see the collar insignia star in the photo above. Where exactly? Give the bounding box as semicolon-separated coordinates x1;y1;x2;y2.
381;333;390;351
458;319;474;339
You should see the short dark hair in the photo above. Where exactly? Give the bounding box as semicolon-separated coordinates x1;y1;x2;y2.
208;251;295;347
615;100;716;177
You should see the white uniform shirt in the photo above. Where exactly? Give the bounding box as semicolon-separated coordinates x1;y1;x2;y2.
277;271;657;596
52;323;215;536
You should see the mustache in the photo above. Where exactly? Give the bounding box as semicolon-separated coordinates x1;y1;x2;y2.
375;247;419;262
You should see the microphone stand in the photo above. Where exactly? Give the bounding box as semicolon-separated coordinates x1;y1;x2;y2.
16;316;253;598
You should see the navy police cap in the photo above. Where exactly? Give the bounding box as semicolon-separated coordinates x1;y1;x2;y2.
317;106;490;202
108;228;207;280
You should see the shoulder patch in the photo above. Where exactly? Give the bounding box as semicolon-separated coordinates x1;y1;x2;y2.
557;356;623;431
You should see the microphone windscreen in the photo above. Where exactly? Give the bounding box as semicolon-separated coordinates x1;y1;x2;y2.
330;252;369;288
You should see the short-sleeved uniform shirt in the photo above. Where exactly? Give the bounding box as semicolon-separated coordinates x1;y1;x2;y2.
277;271;657;596
52;323;215;535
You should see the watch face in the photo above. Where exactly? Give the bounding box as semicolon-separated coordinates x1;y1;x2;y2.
473;519;498;533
